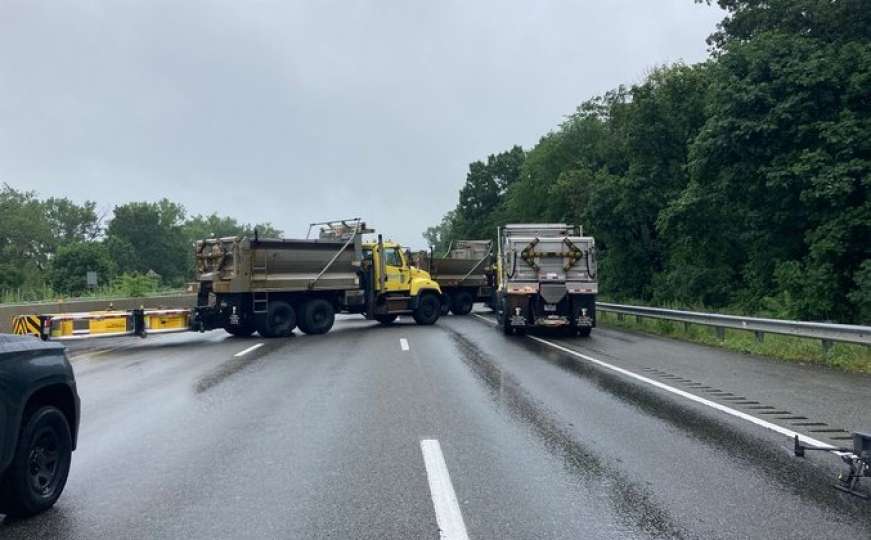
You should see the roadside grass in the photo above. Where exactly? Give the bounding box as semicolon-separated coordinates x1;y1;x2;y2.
597;311;871;375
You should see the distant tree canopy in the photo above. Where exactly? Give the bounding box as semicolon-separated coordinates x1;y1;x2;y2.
0;184;283;298
427;0;870;323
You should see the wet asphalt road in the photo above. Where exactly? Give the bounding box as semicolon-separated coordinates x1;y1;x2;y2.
1;312;869;539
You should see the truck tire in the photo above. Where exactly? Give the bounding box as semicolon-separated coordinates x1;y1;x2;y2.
0;406;73;518
257;301;296;338
300;299;335;335
577;327;592;338
499;299;514;336
450;291;474;316
412;294;441;325
224;322;255;337
375;314;398;325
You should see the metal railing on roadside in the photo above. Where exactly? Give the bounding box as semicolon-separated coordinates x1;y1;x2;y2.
596;302;871;350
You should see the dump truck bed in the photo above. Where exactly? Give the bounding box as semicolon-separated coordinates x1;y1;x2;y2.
197;236;361;294
415;241;492;288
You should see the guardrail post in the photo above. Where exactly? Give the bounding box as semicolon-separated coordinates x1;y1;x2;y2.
683;322;690;333
754;331;764;344
617;313;624;322
635;315;642;324
714;326;725;341
821;339;833;353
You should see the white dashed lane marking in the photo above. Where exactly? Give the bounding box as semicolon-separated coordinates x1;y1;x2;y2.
420;439;470;540
234;343;263;357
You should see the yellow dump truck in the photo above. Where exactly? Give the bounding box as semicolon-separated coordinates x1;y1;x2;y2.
193;219;444;337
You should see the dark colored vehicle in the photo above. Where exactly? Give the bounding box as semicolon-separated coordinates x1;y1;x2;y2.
0;335;79;518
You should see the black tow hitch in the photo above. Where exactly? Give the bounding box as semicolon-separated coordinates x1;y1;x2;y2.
794;432;871;499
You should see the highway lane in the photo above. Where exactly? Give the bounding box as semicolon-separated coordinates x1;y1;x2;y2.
1;314;869;538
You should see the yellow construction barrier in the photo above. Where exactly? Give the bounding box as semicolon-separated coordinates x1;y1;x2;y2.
11;308;193;341
144;309;190;334
11;314;42;337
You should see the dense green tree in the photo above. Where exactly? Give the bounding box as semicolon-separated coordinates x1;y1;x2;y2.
0;185;53;268
445;146;525;241
43;197;101;246
426;0;870;323
48;242;115;294
664;0;871;319
105;199;189;284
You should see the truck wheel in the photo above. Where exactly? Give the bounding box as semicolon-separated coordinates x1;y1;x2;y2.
499;299;513;335
375;314;398;325
257;301;296;338
0;406;72;518
450;291;474;316
300;299;335;335
577;327;592;338
412;294;441;325
224;322;255;337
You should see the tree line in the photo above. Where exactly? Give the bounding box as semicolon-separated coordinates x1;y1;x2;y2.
425;0;870;324
0;184;281;300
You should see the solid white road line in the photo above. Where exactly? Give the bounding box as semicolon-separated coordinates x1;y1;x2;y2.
471;313;837;451
234;343;263;357
400;338;410;351
420;439;470;540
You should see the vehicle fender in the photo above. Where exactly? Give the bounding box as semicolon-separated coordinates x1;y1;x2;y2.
408;287;442;310
409;278;442;297
0;351;78;474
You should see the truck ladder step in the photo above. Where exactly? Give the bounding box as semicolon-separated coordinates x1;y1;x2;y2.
253;292;269;314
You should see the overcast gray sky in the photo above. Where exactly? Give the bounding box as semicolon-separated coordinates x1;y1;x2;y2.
1;0;723;247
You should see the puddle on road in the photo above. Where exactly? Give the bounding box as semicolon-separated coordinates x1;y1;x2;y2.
447;328;686;539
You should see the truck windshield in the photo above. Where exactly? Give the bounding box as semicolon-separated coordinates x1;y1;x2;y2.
384;248;402;267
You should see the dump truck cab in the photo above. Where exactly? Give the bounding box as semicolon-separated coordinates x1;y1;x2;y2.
359;236;443;325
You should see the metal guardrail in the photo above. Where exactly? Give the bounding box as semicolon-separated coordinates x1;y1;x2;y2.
596;302;871;350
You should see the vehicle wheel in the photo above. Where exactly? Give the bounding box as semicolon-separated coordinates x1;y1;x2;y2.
375;314;398;325
224;322;255;337
257;301;296;338
500;300;513;336
412;294;441;325
0;406;72;518
300;299;335;335
577;327;592;338
450;291;474;316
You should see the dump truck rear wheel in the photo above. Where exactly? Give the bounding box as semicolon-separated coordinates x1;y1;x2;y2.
300;299;335;335
257;301;296;338
375;314;398;325
499;299;514;335
413;294;440;325
450;291;474;316
577;327;592;338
